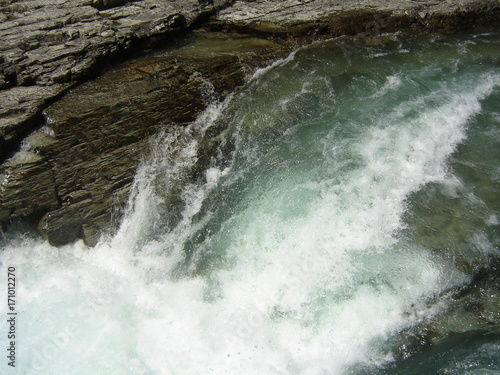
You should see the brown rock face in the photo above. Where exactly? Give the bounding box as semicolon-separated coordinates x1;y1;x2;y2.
0;33;289;246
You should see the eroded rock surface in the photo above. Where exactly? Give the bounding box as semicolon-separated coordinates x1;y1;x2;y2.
0;0;233;161
210;0;500;37
1;0;499;246
0;33;289;245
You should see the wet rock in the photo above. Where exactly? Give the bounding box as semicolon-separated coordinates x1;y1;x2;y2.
0;0;233;162
0;83;74;161
209;0;500;38
0;34;289;246
0;0;233;89
1;0;499;246
0;150;59;224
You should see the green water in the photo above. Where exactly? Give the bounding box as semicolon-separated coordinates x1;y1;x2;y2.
0;30;499;374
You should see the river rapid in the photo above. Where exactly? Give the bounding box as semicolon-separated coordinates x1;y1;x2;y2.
1;30;499;374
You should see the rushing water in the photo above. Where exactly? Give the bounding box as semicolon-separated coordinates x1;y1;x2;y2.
1;30;499;374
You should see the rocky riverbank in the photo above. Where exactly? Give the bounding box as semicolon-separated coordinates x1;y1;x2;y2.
210;0;500;37
1;0;499;246
0;0;234;162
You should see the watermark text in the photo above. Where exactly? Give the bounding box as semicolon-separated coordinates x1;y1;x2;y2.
6;266;16;368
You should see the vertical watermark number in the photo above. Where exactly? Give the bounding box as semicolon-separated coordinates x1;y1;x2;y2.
6;266;16;368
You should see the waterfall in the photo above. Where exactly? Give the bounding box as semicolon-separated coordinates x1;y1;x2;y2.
1;31;499;375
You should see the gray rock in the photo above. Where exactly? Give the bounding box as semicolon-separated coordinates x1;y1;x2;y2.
1;35;289;246
1;0;499;246
0;0;233;161
210;0;500;37
0;150;59;223
0;83;74;160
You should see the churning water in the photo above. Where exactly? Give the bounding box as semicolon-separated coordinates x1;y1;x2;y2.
1;31;499;374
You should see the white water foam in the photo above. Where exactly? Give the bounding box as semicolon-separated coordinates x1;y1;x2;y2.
370;74;403;98
1;42;499;375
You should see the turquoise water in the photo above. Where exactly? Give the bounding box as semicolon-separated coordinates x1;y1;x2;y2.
0;31;499;374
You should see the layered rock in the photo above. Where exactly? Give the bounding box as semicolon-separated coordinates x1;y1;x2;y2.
0;0;234;162
209;0;500;37
0;33;289;245
1;0;499;247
